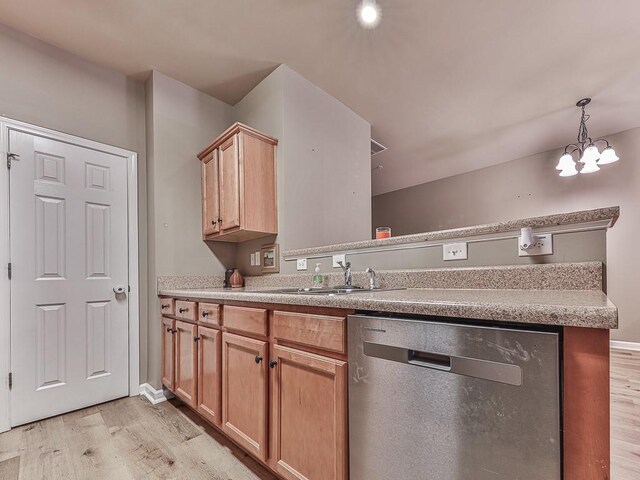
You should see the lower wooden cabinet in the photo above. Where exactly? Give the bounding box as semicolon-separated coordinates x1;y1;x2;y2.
197;326;222;426
161;301;350;480
271;344;348;480
222;332;269;461
175;320;198;408
161;317;176;390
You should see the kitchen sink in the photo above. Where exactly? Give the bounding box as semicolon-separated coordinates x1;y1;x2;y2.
257;287;405;295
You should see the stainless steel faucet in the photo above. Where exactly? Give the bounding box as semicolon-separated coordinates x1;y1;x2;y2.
337;261;352;287
365;267;377;289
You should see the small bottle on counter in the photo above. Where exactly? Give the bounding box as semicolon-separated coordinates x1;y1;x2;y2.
312;263;324;288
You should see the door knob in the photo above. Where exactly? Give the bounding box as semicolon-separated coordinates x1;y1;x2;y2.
113;285;126;295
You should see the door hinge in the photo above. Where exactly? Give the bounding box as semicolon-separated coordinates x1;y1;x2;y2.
7;262;11;280
8;372;12;390
7;152;18;169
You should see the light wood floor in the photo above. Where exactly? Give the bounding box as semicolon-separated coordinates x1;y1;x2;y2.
0;348;638;480
611;348;640;480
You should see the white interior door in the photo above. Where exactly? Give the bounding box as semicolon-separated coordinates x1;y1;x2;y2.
9;128;129;426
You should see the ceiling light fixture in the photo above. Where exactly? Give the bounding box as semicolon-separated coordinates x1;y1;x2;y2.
556;98;619;177
358;0;381;28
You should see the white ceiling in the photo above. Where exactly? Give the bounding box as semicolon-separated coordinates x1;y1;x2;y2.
1;0;640;195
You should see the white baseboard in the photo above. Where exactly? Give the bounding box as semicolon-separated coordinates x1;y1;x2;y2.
139;383;173;405
611;340;640;352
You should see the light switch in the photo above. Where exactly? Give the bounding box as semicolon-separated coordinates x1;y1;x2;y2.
297;259;308;271
254;251;261;266
250;253;255;266
332;254;346;268
443;242;468;261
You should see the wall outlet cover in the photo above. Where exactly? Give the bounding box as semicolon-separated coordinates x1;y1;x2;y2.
250;253;256;266
518;233;553;256
255;251;261;266
332;254;346;268
443;242;468;261
297;258;308;271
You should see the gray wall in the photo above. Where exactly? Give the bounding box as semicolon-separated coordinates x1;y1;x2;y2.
373;126;640;343
0;23;150;383
145;71;235;388
234;66;372;275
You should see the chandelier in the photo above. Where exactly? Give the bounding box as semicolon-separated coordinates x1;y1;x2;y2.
556;98;619;177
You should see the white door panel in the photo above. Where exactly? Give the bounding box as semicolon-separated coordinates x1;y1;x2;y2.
9;129;129;426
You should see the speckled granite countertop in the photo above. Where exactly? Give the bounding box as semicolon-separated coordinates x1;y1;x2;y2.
158;286;617;329
283;206;620;257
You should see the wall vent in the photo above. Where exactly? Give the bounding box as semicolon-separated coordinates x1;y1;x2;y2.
371;139;387;156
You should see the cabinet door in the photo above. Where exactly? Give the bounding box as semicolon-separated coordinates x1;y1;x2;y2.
271;344;347;480
197;326;222;426
202;150;220;237
218;134;241;231
161;317;176;391
222;332;268;461
174;320;198;408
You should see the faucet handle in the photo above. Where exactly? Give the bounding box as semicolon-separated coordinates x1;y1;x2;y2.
365;267;378;289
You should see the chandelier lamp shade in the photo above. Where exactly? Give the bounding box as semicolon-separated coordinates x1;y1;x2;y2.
555;98;620;177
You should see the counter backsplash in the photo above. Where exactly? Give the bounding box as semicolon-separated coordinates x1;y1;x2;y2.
157;261;603;293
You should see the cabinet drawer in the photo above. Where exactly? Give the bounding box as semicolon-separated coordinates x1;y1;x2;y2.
159;297;175;315
223;306;268;336
199;302;221;326
273;311;346;354
175;300;197;321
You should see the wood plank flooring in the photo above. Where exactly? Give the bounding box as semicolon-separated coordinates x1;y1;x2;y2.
0;395;276;480
0;347;637;479
611;348;640;480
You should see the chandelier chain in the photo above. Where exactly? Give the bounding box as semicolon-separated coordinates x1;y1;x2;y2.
577;105;590;146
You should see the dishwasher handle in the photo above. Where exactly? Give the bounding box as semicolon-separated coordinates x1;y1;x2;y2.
408;349;451;371
363;341;522;386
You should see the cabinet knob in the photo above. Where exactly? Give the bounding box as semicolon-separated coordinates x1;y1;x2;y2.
255;355;263;364
269;360;278;369
171;329;177;334
201;311;209;317
211;220;217;225
166;327;172;333
161;304;170;309
194;336;201;342
179;307;188;313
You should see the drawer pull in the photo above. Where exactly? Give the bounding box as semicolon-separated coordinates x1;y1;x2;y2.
255;355;263;364
161;304;170;309
179;307;189;313
201;311;209;317
269;360;278;369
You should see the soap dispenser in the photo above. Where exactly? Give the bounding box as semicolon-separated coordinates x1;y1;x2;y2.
312;263;324;288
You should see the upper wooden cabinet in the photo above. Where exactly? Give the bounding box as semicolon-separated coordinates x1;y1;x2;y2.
198;123;278;243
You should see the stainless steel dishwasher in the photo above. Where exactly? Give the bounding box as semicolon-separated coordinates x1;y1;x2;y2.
348;314;561;480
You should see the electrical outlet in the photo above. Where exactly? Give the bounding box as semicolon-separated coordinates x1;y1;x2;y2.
518;233;553;256
443;242;468;261
297;258;308;271
332;254;346;268
254;251;261;266
250;253;255;266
